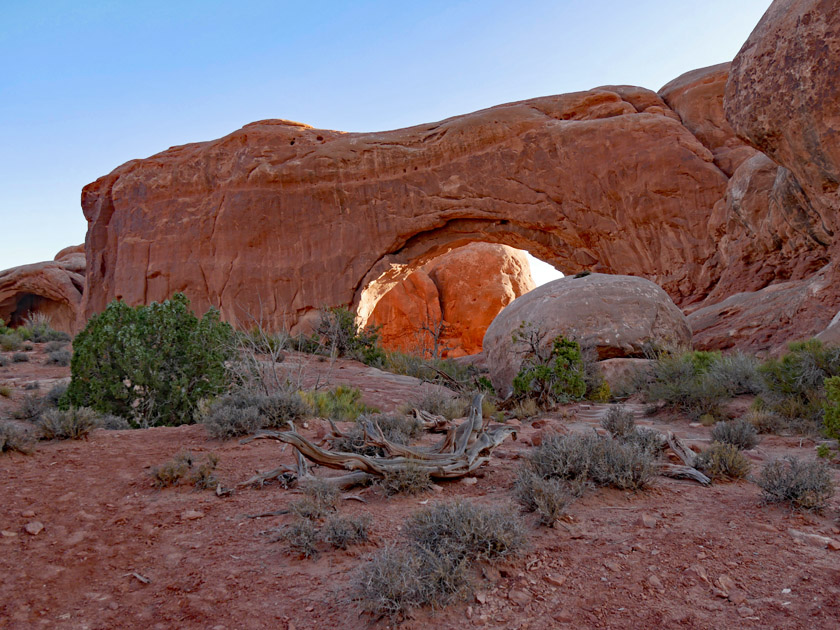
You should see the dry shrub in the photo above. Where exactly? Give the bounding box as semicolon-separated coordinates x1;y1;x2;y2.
0;333;22;352
758;457;835;511
600;405;636;439
695;442;751;480
405;500;526;563
12;352;29;363
289;478;339;519
356;500;525;620
39;407;101;440
0;422;34;454
0;385;11;398
514;469;573;526
411;390;467;421
744;408;786;434
150;451;219;489
512;397;539;420
322;514;371;549
202;401;262;439
527;432;655;491
46;350;71;366
13;393;43;420
278;519;320;558
711;418;759;450
378;462;433;496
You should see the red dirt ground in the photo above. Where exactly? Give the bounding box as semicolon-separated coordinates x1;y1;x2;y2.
1;346;839;629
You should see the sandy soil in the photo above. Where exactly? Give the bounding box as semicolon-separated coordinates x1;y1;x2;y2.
1;347;839;630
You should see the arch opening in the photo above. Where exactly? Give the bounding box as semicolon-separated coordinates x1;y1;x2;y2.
360;234;566;358
0;293;76;332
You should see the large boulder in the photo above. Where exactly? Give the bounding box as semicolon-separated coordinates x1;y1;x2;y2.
482;273;691;397
370;243;535;357
0;246;86;333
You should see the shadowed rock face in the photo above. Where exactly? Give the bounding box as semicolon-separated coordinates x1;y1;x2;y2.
0;246;85;333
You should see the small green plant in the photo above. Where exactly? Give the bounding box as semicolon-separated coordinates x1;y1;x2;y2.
300;385;375;421
757;457;834;511
0;422;33;454
38;407;101;440
514;469;573;526
758;339;840;430
816;443;832;459
378;462;433;496
316;306;385;366
822;375;840;440
22;313;70;343
695;442;751;480
0;385;11;398
710;418;759;450
65;294;234;427
322;514;371;550
512;323;586;407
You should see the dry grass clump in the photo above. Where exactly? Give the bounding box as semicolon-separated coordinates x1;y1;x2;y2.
695;442;751;481
757;457;835;511
514;469;573;526
38;407;101;440
278;518;320;558
322;514;371;550
744;408;786;434
46;349;71;366
301;385;375;421
512;397;539;420
378;462;433;496
600;405;636;439
44;340;69;353
356;500;526;620
711;418;759;450
289;478;340;519
0;385;11;398
150;451;219;489
0;422;34;454
409;390;467;421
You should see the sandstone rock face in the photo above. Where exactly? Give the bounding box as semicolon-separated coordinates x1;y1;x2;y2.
81;89;728;334
370;243;535;357
0;247;86;333
725;0;840;231
660;63;757;177
689;263;840;354
482;274;691;397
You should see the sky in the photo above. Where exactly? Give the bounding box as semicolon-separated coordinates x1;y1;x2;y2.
0;0;773;274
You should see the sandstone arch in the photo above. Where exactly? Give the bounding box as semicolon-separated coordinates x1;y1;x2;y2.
82;85;732;335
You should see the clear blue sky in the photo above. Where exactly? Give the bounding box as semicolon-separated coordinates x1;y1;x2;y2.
0;0;772;272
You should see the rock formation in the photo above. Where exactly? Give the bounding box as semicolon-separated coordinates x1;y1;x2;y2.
369;243;534;357
482;273;691;397
76;0;840;354
0;246;85;333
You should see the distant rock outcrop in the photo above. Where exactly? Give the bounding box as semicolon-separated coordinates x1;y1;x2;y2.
369;243;535;357
0;246;85;333
482;273;691;397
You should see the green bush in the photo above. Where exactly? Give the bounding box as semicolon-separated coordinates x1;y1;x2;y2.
316;306;385;366
822;375;840;440
757;339;840;429
300;385;375;421
757;457;834;511
512;324;586;407
64;294;234;427
0;333;23;352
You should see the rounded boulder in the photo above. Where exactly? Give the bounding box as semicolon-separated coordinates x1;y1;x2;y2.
483;273;691;397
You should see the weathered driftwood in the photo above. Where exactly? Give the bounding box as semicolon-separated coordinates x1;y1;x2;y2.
412;408;452;432
239;394;515;489
659;431;710;485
